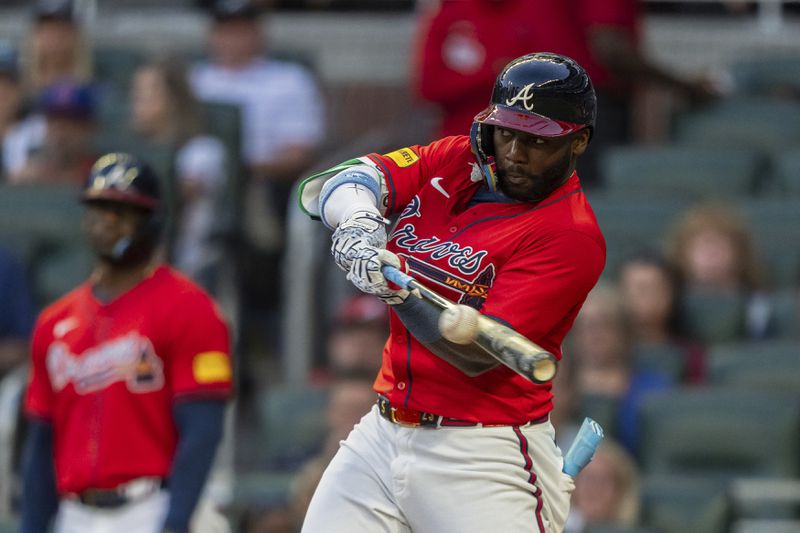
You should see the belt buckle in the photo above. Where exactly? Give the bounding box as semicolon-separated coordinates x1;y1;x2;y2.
390;406;421;428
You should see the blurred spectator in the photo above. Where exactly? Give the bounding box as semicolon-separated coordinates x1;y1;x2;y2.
0;246;36;517
564;438;640;532
190;0;325;315
20;0;92;94
7;79;97;185
0;45;24;168
4;0;94;179
410;0;718;185
665;203;773;340
575;0;720;185
130;57;228;286
410;0;563;139
617;251;706;383
321;293;389;380
569;283;671;455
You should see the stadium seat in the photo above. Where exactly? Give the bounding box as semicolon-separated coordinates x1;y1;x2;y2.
639;387;800;479
93;47;147;94
255;384;329;471
600;145;764;199
737;198;800;287
672;98;800;157
768;289;799;339
772;148;800;196
0;184;87;307
681;288;747;345
728;57;800;100
631;344;686;383
729;477;800;521
585;193;692;278
0;516;18;533
640;474;730;533
708;340;800;392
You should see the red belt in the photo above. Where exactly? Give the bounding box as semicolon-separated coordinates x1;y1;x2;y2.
377;396;548;429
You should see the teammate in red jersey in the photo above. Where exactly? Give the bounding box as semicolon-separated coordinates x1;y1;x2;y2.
20;153;234;533
297;53;605;532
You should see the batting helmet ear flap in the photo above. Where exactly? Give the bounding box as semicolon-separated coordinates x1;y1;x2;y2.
469;122;499;192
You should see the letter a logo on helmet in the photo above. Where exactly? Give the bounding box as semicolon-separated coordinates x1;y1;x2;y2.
505;83;537;112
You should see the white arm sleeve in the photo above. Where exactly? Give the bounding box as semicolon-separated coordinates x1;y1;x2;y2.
318;165;383;229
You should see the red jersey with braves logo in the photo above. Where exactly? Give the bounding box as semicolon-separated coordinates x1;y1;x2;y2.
367;135;605;424
24;265;232;494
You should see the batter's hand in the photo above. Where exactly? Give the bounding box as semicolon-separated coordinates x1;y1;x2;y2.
331;209;388;272
348;248;413;305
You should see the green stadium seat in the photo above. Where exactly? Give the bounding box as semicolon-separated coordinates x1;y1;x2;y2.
772;149;800;196
639;388;800;478
600;146;764;199
768;289;799;339
681;288;748;345
729;478;800;521
737;199;800;287
93;47;146;93
232;470;296;510
708;340;800;392
255;384;329;471
729;57;800;99
640;475;730;533
672;98;800;157
0;184;86;307
586;193;693;278
631;344;686;382
0;515;18;533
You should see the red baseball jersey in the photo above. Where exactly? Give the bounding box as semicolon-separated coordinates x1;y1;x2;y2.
25;265;233;494
368;136;605;424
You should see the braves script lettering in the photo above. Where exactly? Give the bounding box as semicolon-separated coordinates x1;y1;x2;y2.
47;332;164;394
391;196;487;275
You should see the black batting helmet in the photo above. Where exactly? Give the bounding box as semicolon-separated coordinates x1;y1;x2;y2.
82;153;163;265
470;52;596;191
82;152;161;210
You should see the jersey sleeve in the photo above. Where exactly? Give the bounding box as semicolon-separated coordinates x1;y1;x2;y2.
166;291;233;401
24;315;55;420
480;231;605;355
367;136;467;216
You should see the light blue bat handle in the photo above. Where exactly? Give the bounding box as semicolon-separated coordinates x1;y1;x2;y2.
562;417;604;476
381;265;414;290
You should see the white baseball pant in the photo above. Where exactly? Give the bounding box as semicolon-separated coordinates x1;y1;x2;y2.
302;405;575;533
54;492;230;533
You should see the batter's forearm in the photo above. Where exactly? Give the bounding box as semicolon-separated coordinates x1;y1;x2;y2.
392;296;499;376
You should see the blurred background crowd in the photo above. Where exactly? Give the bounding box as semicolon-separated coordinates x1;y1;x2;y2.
0;0;798;532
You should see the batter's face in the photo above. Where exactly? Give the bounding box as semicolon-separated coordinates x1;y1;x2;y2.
492;126;589;203
83;201;148;261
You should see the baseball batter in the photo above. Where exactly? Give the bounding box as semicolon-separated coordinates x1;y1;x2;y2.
297;53;606;532
20;153;233;533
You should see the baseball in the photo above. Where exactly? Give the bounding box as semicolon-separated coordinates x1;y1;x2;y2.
439;305;480;344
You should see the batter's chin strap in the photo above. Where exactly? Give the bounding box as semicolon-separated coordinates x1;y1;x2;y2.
469;122;499;192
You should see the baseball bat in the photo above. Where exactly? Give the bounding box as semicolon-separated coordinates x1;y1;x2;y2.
382;265;558;384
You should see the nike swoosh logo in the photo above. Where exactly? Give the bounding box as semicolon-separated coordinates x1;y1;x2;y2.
431;177;450;198
53;317;79;338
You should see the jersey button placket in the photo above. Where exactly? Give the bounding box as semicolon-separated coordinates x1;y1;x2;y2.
449;226;458;233
397;382;406;390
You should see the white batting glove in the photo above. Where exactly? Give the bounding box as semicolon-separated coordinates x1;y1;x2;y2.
330;209;389;272
347;248;412;306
